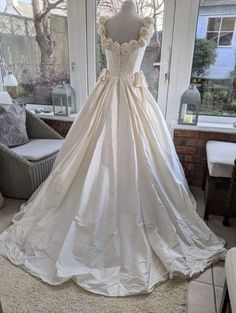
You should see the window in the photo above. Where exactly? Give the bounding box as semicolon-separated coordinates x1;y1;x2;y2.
190;1;236;118
0;0;70;111
206;17;235;47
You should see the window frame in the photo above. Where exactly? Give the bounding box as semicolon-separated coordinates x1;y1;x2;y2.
164;0;200;127
67;0;97;112
205;16;236;48
2;1;234;126
196;15;236;120
70;0;234;127
67;0;88;112
0;3;82;113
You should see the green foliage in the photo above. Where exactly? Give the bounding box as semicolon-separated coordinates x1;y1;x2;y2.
203;91;213;99
200;87;236;116
192;39;217;78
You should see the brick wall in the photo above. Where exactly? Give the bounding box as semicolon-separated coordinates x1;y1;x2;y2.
41;118;236;187
173;129;236;186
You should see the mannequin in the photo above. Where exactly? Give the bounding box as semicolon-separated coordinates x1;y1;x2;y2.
105;0;143;44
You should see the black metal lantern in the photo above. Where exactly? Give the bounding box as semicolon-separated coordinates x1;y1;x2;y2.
178;84;201;125
52;82;76;116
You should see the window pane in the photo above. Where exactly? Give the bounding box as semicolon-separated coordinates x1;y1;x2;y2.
221;17;235;31
96;0;165;100
0;1;70;108
206;32;218;44
219;32;233;46
207;17;221;31
191;5;236;118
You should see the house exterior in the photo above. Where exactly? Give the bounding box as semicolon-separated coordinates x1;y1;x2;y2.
197;0;236;80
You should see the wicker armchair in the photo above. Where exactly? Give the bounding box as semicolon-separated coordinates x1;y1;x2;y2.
0;110;64;199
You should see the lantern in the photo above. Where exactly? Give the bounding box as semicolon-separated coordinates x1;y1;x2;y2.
52;82;76;116
178;84;201;125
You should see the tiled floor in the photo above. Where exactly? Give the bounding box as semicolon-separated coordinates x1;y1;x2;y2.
188;187;236;313
0;188;235;313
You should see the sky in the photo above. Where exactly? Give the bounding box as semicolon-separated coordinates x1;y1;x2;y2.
0;0;32;12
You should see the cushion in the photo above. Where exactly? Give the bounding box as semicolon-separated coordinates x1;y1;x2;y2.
206;141;236;178
225;248;236;313
0;103;29;147
11;139;64;161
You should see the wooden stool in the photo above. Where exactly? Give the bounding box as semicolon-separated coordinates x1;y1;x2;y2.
204;141;236;222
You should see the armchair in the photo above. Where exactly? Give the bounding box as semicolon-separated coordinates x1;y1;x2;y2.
0;110;64;199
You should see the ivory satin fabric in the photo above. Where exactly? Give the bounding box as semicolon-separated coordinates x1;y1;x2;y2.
0;16;226;297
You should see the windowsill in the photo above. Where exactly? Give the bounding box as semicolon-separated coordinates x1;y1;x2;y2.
26;104;77;122
171;120;236;134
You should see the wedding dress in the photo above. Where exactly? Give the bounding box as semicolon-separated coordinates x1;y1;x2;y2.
0;16;226;297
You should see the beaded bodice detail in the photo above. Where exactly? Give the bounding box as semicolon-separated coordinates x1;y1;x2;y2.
98;16;154;78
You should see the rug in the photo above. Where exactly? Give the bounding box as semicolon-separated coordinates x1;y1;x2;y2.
0;256;187;313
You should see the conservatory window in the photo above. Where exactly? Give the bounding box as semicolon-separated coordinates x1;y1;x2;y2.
0;0;70;112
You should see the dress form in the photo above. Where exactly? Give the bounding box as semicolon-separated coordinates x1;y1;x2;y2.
105;0;143;44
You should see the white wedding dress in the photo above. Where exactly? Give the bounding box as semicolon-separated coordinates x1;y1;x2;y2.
0;16;226;297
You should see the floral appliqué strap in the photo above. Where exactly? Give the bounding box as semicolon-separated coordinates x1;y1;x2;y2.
98;16;155;55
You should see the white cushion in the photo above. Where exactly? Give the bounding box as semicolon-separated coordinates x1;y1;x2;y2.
225;248;236;313
206;141;236;178
0;91;13;104
11;139;64;161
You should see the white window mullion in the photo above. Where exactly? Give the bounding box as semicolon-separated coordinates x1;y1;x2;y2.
165;0;200;128
157;0;176;117
86;0;97;94
67;0;88;112
87;0;97;94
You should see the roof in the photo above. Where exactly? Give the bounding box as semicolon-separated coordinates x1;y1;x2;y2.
200;0;236;6
3;0;66;18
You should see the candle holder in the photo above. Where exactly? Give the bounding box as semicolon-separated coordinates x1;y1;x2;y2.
178;84;201;126
52;82;76;116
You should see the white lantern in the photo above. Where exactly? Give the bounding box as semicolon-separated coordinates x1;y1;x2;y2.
52;82;76;116
178;84;201;125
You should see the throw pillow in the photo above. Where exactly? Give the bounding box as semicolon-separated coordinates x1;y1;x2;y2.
0;103;29;147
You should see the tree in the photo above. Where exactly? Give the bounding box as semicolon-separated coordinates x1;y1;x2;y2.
191;38;217;80
32;0;66;82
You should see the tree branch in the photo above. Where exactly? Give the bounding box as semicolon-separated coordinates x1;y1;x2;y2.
38;0;65;21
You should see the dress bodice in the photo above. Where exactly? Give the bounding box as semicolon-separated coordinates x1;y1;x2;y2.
98;16;155;79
